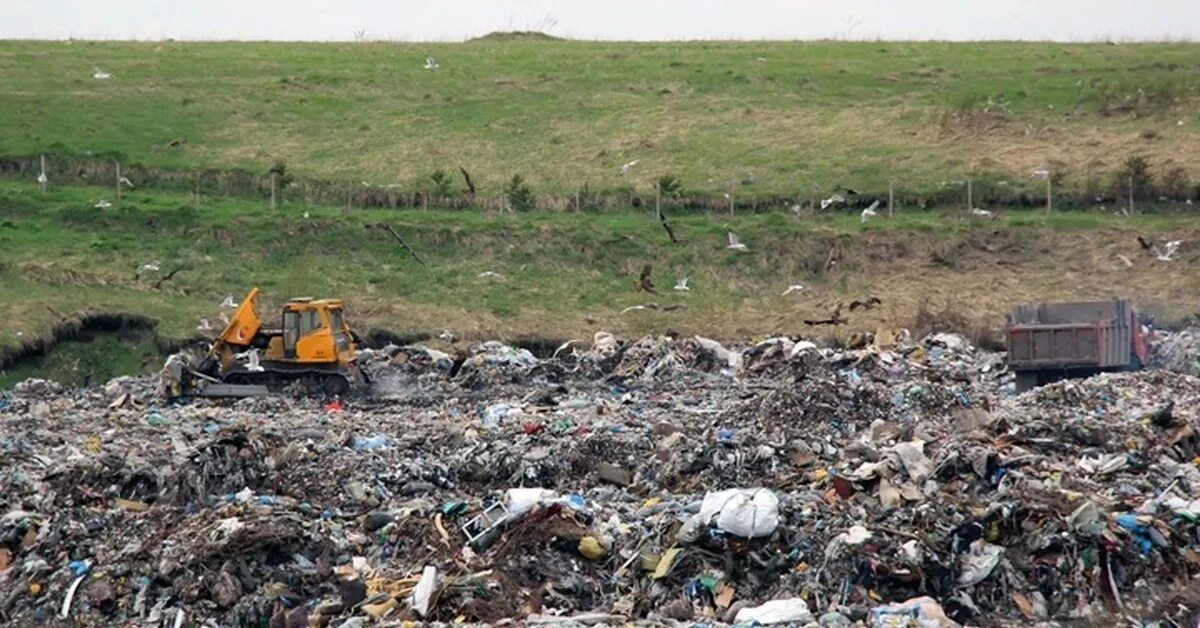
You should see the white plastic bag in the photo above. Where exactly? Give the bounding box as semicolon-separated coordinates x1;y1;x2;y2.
734;598;813;625
696;488;779;538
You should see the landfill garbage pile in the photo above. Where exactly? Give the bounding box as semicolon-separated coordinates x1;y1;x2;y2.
3;330;1200;627
1154;326;1200;376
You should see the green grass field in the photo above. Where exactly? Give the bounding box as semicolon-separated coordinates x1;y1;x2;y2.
2;39;1198;201
3;38;1200;385
3;179;1199;384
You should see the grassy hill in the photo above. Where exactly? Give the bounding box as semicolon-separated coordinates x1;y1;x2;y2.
3;38;1200;385
1;39;1198;203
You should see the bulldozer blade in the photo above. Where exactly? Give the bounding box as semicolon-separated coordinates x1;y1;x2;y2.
198;384;270;398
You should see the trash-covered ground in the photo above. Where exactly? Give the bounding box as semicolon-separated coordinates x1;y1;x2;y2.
3;330;1200;627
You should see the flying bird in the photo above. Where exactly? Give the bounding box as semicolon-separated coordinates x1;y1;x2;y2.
861;200;880;223
477;271;504;280
635;264;658;294
220;295;238;309
1030;168;1051;179
92;67;112;80
1155;240;1182;262
424;56;439;70
726;231;748;252
237;349;264;372
552;339;580;358
118;176;134;189
673;277;690;291
804;303;846;326
458;166;477;196
620;303;685;315
781;284;805;296
820;194;846;210
138;260;161;274
619;160;639;176
94;199;112;209
971;207;994;219
848;296;882;311
196;318;213;332
438;330;457;343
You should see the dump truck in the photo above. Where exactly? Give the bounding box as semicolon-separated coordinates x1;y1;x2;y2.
1006;299;1150;392
164;287;369;398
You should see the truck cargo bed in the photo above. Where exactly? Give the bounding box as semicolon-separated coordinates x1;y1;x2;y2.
1007;300;1135;369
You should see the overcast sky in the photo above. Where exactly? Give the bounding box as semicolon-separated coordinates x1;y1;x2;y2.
3;0;1198;41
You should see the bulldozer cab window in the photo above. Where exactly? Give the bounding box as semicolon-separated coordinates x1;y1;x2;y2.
300;310;321;336
283;310;300;359
329;308;349;352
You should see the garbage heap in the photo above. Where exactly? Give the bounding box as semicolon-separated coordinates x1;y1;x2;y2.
2;331;1200;627
1155;326;1200;376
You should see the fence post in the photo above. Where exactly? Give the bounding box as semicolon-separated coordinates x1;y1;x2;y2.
1129;175;1135;214
1046;177;1052;214
888;180;895;217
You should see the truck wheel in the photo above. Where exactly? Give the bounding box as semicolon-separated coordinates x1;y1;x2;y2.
1015;372;1038;393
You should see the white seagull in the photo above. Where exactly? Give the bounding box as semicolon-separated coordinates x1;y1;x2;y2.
1030;168;1051;179
438;330;457;342
820;193;846;210
726;231;748;252
235;349;265;372
781;284;805;296
93;67;112;80
37;172;48;186
860;201;879;224
118;176;134;189
138;260;161;273
477;271;504;280
220;295;238;309
552;339;579;358
1156;240;1183;262
424;56;439;70
619;160;639;176
971;207;994;219
196;318;213;332
94;199;112;209
673;277;690;291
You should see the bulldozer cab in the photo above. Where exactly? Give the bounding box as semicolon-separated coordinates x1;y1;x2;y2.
277;298;354;364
